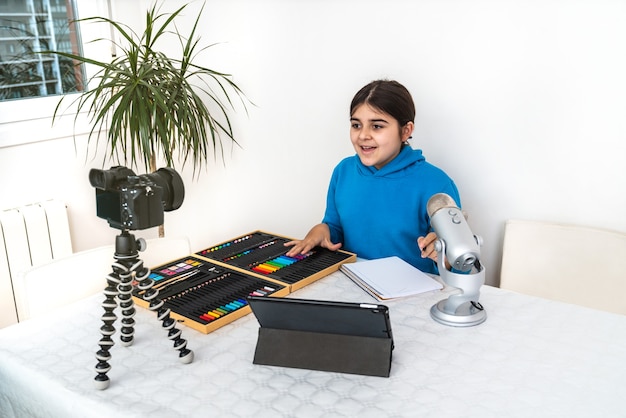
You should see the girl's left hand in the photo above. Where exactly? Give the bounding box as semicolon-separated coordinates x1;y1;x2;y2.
417;232;439;262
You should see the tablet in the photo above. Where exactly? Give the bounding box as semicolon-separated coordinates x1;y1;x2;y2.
247;296;393;342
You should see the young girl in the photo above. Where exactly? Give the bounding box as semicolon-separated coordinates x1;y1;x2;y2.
285;80;461;274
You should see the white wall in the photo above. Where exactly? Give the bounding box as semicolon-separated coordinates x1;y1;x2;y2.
1;0;624;286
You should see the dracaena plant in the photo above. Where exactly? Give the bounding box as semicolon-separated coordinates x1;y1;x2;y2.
44;2;249;175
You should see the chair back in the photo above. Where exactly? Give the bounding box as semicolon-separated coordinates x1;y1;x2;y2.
14;236;191;321
500;219;626;315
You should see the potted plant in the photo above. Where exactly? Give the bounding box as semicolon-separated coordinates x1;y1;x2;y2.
41;2;250;235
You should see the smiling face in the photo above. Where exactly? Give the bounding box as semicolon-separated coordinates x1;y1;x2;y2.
350;104;414;169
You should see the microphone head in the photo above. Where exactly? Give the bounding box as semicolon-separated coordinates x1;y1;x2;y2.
427;192;481;272
427;193;457;217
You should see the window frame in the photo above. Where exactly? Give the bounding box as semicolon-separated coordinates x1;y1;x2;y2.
0;0;113;149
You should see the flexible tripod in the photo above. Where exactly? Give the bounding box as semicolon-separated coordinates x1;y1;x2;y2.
94;230;194;390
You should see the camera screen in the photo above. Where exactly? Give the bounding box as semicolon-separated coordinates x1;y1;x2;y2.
95;190;123;224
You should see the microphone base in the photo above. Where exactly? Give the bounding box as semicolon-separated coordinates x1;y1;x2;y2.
430;300;487;327
430;240;487;327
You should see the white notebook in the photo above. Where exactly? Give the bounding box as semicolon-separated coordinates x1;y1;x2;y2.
340;256;442;301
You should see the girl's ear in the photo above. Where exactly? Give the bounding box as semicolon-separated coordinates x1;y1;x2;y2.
401;121;414;142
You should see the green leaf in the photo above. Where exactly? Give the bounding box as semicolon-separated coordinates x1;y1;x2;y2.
38;1;252;175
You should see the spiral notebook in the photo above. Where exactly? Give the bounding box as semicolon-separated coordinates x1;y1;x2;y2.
340;256;442;301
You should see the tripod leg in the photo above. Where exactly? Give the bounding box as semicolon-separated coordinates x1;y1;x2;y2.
93;259;137;390
94;272;120;390
94;231;193;390
115;261;136;347
136;266;194;364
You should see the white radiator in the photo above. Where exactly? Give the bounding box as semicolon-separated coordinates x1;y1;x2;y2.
0;200;73;327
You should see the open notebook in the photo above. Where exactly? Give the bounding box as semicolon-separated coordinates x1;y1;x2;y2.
340;256;442;301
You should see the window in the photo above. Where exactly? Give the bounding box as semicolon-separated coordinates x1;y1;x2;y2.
0;0;84;101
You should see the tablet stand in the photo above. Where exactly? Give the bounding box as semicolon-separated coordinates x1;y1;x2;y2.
94;230;194;390
253;327;393;377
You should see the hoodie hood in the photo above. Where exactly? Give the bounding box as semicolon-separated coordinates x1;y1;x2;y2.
356;145;426;178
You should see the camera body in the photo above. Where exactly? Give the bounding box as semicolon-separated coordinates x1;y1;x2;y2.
90;166;184;230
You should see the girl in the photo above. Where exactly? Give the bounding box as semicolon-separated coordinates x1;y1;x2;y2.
285;80;460;274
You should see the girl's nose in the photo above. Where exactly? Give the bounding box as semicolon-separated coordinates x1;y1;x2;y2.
359;127;372;140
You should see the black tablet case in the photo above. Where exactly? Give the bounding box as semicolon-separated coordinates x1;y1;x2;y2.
248;296;393;377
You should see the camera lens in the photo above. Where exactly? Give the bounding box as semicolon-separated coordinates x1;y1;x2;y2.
143;167;185;211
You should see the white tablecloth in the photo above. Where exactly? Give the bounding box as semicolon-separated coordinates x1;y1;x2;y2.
1;271;625;418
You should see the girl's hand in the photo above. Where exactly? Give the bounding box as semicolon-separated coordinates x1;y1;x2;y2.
418;232;452;270
417;232;439;263
285;224;342;256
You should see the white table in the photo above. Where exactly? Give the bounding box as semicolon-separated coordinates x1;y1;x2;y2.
1;270;625;418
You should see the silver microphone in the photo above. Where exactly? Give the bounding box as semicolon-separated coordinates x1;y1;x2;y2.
427;193;480;272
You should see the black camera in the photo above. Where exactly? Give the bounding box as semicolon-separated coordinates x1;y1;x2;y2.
89;166;185;230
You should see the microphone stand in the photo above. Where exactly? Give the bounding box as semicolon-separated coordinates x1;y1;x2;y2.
430;240;487;327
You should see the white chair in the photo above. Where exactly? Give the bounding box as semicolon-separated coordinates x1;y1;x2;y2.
500;219;626;315
13;236;191;321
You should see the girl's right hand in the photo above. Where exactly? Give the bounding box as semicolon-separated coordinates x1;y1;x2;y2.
284;223;342;257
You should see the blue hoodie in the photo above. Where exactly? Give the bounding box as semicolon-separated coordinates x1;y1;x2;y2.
322;145;461;274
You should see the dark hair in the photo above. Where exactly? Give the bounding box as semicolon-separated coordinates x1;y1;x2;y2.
350;80;415;126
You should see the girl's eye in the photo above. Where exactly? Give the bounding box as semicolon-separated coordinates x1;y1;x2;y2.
373;124;384;129
351;123;361;129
